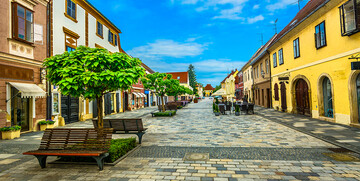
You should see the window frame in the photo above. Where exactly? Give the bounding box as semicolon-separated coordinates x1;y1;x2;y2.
65;0;77;23
315;21;327;49
114;34;118;46
265;60;269;74
339;0;360;36
273;52;277;68
96;21;103;39
12;2;34;44
278;49;284;65
293;38;300;58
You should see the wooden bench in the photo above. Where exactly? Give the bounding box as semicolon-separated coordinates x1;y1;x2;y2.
92;118;147;144
23;128;113;170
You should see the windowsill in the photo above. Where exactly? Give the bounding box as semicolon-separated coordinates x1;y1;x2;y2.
96;33;103;39
316;44;327;50
8;38;35;47
294;56;300;59
342;29;360;36
64;13;78;23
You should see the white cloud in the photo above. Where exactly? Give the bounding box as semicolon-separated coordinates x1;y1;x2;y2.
213;6;245;20
266;0;297;11
193;59;245;73
253;4;260;10
128;39;207;60
247;15;264;24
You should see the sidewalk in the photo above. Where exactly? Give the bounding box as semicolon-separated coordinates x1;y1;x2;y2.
256;106;360;154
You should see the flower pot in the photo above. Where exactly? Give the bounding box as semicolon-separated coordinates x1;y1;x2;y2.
1;130;20;140
40;124;54;131
215;112;220;116
235;112;240;116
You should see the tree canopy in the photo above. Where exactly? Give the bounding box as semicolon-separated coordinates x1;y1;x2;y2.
188;64;197;90
43;46;145;127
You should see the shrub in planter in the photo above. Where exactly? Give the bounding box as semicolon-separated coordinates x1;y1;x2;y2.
215;98;219;104
214;106;220;116
177;106;183;109
58;138;136;163
38;120;55;131
0;125;21;140
153;111;176;117
235;105;240;116
213;103;216;112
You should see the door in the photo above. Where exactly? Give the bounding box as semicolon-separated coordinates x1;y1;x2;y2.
323;77;333;117
92;99;98;118
123;92;128;111
356;74;360;122
11;87;30;132
116;93;120;112
266;88;271;108
261;89;264;106
61;95;79;124
280;82;287;111
295;79;310;115
104;93;112;115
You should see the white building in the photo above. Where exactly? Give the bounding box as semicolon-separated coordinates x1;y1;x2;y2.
50;0;124;124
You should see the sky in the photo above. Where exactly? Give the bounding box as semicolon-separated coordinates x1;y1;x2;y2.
88;0;310;87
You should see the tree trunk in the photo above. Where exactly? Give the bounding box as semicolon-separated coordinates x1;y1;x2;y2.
161;95;165;112
175;94;178;102
97;96;104;128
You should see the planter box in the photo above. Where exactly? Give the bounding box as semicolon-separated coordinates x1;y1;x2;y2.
215;112;220;116
40;124;54;131
1;130;20;140
235;112;240;116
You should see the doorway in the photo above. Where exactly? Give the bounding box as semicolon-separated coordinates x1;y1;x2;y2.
61;95;79;124
280;82;287;111
266;88;270;108
295;79;311;116
11;87;30;132
123;92;128;111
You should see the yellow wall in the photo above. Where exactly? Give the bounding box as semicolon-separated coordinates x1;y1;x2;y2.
269;0;360;126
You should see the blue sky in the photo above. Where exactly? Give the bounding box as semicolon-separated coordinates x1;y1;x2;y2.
88;0;310;87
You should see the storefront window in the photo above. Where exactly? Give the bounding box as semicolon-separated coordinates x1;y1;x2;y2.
11;87;30;131
52;93;59;114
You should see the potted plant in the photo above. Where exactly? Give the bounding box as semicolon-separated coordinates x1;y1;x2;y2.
235;105;240;116
38;120;55;131
214;105;220;116
0;125;21;140
213;103;216;113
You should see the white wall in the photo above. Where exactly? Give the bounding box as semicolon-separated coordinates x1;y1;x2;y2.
53;0;120;55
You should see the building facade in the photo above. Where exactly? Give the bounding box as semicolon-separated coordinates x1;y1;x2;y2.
250;35;276;108
235;72;244;100
0;0;49;134
269;0;360;127
50;0;124;124
166;72;193;101
242;62;253;102
204;84;215;97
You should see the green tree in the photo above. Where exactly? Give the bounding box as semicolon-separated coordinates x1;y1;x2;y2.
188;64;197;90
141;72;173;112
43;46;145;128
213;85;222;92
166;79;187;102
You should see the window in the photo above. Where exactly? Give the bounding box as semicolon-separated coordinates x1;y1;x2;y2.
52;93;59;115
96;21;103;37
265;60;269;74
274;83;279;101
315;21;327;48
260;63;263;75
108;30;113;44
273;53;277;68
66;0;76;20
66;46;75;52
12;3;33;43
339;0;360;36
293;38;300;58
114;34;118;46
278;49;284;65
256;67;259;78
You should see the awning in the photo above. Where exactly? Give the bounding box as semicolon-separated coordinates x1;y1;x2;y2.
140;93;146;97
212;89;226;96
9;82;46;98
133;92;140;97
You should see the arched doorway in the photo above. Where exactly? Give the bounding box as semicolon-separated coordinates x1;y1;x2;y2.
280;82;287;111
356;74;360;123
322;77;333;118
295;79;310;116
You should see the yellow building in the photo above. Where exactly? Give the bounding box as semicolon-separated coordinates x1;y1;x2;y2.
269;0;360;127
225;70;239;101
204;84;215;96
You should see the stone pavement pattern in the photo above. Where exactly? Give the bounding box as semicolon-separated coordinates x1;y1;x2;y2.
1;98;360;180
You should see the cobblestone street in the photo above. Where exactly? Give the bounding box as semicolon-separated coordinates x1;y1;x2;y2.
1;98;360;180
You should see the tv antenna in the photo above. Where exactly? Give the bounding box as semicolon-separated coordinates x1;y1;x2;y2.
258;33;264;46
274;19;278;34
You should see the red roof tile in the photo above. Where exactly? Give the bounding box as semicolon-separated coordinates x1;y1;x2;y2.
204;84;214;90
167;72;189;84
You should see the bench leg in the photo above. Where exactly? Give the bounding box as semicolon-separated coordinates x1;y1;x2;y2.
35;155;47;168
92;153;109;171
136;132;145;144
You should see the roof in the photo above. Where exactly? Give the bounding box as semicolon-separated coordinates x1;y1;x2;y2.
166;72;189;84
250;34;278;65
204;84;214;90
221;70;237;83
141;63;155;74
269;0;328;48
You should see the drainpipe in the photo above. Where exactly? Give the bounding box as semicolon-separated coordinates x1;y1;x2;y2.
46;1;52;120
267;50;272;109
